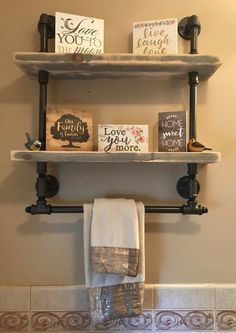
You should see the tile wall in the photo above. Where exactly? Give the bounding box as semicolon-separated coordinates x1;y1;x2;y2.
0;284;235;333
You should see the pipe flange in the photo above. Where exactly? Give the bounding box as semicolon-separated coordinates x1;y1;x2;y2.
178;15;201;40
176;175;200;199
36;175;59;198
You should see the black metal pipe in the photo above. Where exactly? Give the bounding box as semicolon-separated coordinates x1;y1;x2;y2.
190;26;199;54
35;14;52;208
38;13;55;52
189;72;199;140
25;203;208;215
38;70;49;148
188;15;200;54
40;23;48;52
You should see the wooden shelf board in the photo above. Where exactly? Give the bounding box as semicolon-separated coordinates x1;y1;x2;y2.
11;150;221;164
13;53;221;80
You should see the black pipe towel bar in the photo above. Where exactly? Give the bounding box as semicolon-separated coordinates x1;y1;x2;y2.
25;203;208;215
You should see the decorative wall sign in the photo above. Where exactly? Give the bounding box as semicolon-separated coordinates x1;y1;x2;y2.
158;111;187;152
133;18;177;55
98;125;148;153
46;107;93;151
55;12;104;54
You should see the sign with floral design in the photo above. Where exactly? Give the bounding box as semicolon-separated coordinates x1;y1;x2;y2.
133;18;177;55
55;12;104;54
98;125;148;153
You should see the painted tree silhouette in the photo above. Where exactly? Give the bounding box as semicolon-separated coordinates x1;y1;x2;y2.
51;114;90;147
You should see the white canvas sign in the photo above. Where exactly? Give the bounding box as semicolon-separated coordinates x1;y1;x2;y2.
133;18;177;55
55;12;104;54
98;125;148;153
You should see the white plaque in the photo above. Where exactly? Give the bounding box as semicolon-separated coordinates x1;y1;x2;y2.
133;18;177;55
55;12;104;54
98;124;148;153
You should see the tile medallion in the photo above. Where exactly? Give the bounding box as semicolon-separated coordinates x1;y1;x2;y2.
0;311;29;331
154;310;214;331
216;310;236;331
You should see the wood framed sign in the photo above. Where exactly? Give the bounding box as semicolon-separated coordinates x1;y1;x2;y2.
98;125;148;153
55;12;104;54
133;18;177;55
158;111;187;152
46;107;93;151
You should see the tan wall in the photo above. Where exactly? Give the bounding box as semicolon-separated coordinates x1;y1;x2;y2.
0;0;235;285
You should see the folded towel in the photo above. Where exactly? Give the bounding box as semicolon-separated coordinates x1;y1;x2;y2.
83;199;145;324
91;198;140;276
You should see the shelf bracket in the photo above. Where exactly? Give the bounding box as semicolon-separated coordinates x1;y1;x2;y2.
178;15;201;54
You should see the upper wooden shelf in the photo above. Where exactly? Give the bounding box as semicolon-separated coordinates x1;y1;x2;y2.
13;52;221;80
11;150;221;164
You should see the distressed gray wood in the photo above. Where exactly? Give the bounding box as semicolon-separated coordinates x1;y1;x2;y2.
11;150;221;164
13;53;221;80
11;151;152;163
152;152;221;163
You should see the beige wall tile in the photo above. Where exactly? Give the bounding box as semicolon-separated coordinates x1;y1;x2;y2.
216;285;236;309
0;287;30;310
31;286;88;311
153;285;214;309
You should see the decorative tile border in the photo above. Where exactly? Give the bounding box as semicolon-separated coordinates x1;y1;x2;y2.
154;310;214;331
31;311;90;331
93;311;153;331
0;311;29;331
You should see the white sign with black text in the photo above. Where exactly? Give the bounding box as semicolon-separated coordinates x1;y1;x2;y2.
98;124;148;153
55;12;104;54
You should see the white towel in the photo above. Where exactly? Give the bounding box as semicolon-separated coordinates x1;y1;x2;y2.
91;198;140;276
83;199;145;324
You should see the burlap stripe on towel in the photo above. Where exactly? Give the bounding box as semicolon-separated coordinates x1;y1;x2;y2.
92;246;139;277
87;282;144;323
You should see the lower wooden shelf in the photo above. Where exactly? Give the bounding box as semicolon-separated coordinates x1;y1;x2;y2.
11;150;221;164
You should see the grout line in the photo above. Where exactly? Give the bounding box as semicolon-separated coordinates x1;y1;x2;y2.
29;286;31;333
214;286;217;332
